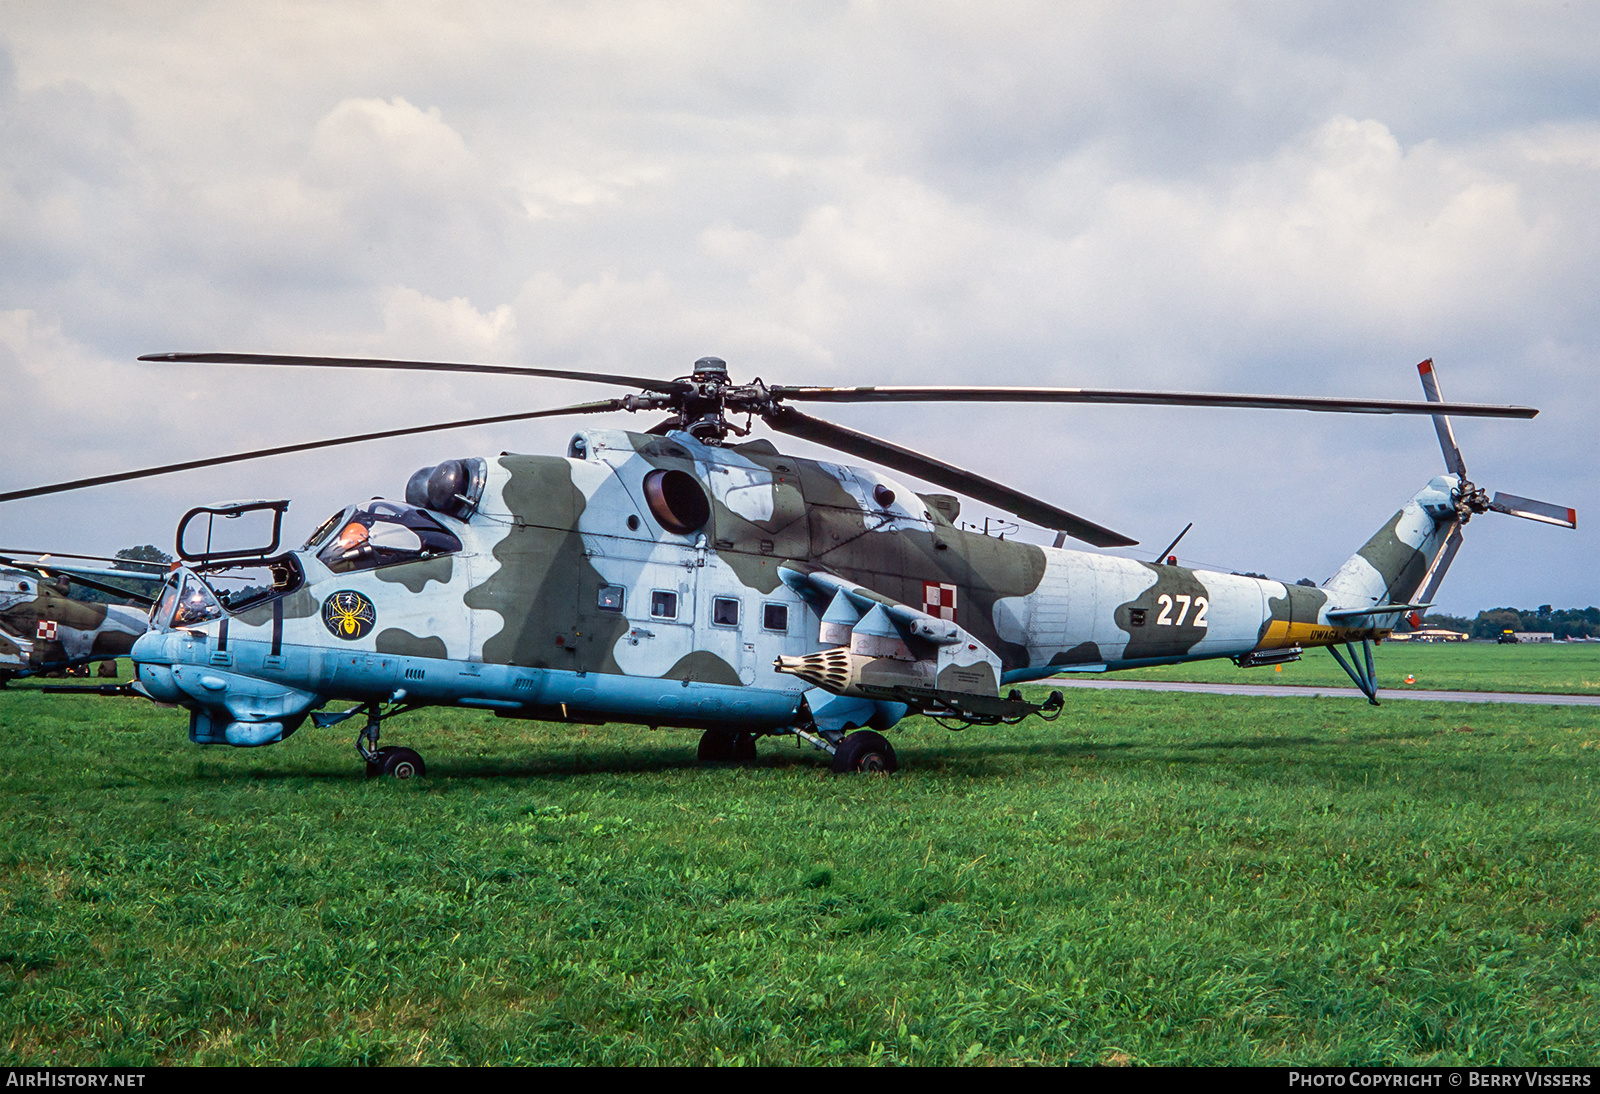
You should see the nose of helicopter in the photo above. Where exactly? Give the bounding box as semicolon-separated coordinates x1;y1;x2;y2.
128;630;182;702
127;628;321;746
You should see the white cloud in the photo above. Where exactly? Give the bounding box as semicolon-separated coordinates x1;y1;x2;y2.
0;5;1594;606
308;96;478;193
379;286;518;360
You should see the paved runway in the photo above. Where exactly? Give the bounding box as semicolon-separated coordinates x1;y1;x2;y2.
1052;679;1600;707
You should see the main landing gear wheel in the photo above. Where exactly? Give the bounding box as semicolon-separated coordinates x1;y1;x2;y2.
366;746;427;779
831;730;898;774
697;728;758;765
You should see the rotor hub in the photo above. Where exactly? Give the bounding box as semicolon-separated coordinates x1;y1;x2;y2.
691;356;728;381
1453;479;1491;523
660;357;773;443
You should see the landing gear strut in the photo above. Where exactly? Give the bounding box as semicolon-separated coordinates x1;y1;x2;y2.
311;700;427;778
790;724;902;774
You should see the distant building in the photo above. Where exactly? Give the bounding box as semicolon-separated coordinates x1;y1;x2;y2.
1512;632;1556;643
1391;628;1468;643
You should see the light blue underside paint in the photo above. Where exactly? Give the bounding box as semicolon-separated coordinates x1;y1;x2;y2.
136;630;803;745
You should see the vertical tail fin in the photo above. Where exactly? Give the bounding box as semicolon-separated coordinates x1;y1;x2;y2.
1322;478;1459;611
1325;358;1572;616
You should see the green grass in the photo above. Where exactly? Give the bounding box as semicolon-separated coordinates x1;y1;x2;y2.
1115;640;1600;695
2;664;1598;1066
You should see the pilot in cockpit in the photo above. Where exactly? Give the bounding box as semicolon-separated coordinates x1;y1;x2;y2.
333;521;370;555
314;502;460;575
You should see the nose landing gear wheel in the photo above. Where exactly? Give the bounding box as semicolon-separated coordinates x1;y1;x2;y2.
831;730;898;774
366;746;426;779
697;728;758;765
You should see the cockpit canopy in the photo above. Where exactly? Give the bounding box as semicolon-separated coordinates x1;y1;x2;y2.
307;501;463;575
152;571;223;630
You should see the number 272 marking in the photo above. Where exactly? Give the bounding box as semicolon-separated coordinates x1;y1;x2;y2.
1156;594;1208;627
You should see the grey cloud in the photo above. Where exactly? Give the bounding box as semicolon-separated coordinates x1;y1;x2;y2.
0;5;1593;609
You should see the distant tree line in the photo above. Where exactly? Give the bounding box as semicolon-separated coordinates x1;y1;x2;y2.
1418;606;1600;640
65;545;172;604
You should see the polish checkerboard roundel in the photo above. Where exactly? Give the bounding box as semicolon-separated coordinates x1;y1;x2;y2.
922;581;957;621
36;620;57;641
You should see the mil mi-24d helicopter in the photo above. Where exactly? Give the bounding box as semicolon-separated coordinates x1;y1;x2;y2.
0;551;165;685
0;353;1575;777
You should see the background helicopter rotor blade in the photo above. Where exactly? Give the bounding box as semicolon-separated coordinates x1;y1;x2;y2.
768;384;1538;419
139;352;690;395
762;405;1138;547
0;557;157;606
0;399;628;504
0;549;165;569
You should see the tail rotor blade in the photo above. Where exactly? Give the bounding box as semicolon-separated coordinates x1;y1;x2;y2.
1416;359;1468;478
1489;492;1578;529
1415;522;1465;609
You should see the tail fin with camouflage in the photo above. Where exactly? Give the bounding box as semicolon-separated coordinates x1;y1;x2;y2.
1316;360;1575;696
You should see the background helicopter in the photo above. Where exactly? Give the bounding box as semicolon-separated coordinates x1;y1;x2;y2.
0;550;165;685
0;353;1573;776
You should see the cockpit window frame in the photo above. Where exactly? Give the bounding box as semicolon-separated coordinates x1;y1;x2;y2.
304;506;354;551
170;572;225;629
316;500;463;576
149;577;179;630
213;552;307;615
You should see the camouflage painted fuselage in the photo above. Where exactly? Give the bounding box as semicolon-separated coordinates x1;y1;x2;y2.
0;569;147;679
129;429;1460;747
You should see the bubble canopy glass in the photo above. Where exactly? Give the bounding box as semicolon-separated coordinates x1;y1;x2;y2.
312;501;463;575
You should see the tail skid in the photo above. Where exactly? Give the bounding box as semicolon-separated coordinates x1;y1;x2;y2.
1329;638;1382;705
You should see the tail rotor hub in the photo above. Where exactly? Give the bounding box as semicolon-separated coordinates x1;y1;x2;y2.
1453;479;1491;523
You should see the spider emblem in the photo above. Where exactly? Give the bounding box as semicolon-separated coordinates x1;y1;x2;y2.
321;590;376;640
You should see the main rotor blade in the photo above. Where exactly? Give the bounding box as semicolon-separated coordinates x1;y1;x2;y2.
0;399;627;504
140;352;689;395
770;384;1538;419
0;556;159;605
763;405;1138;548
1489;492;1577;529
1416;359;1468;477
0;559;166;585
0;550;166;569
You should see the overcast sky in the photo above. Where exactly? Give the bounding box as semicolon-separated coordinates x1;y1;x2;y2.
1;2;1595;613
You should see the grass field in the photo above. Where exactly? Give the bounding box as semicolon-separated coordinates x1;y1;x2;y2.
2;645;1598;1066
1115;640;1600;695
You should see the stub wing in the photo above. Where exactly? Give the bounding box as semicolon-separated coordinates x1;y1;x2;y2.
773;563;1046;721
